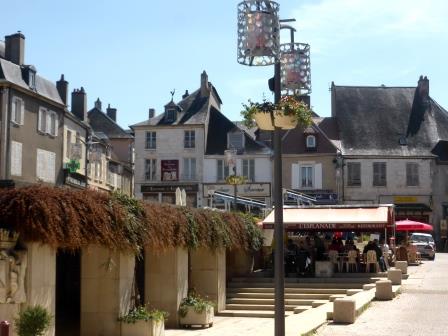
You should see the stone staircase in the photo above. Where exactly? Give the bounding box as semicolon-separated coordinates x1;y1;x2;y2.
219;276;377;318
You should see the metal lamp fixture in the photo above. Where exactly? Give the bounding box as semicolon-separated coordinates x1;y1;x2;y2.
280;42;311;95
237;0;280;66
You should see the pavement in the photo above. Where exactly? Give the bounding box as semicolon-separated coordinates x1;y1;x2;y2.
316;253;448;336
165;254;447;336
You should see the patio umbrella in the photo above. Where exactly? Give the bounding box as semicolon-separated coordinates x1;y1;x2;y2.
395;219;433;232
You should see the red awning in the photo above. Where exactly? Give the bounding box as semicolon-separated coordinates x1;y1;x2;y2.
395;219;433;232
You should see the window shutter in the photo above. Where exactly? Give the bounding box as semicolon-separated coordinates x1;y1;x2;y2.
291;163;299;189
19;99;24;125
10;141;22;176
11;98;17;123
315;163;322;189
250;159;255;182
54;113;59;136
191;158;196;178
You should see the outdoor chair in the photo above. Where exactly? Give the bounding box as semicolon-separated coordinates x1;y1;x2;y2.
328;250;340;272
365;250;379;273
345;250;358;272
396;246;408;261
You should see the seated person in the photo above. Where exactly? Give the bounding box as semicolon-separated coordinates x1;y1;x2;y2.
328;239;340;252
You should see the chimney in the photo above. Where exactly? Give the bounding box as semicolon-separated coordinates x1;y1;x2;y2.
56;74;68;105
417;75;430;106
148;108;155;119
106;104;117;122
94;98;102;111
200;70;209;97
71;87;87;121
182;90;189;99
5;32;25;65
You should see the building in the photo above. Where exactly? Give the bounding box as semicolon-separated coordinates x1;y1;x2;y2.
0;33;65;187
87;99;134;195
331;77;448;244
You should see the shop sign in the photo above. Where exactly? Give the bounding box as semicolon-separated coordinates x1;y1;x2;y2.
203;183;271;197
263;222;386;231
393;196;418;203
64;169;87;188
141;184;198;193
161;160;179;181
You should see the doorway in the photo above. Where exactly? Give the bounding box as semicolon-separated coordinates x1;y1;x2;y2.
56;249;80;336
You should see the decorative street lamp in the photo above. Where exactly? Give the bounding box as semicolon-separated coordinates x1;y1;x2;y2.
224;149;246;211
237;2;311;335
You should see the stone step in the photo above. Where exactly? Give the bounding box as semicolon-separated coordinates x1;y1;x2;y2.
227;297;316;305
231;277;377;284
294;305;313;314
225;303;298;311
218;310;294;318
311;300;329;308
227;287;348;294
227;292;332;300
228;282;365;289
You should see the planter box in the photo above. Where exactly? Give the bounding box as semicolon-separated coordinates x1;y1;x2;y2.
120;320;165;336
253;111;297;130
179;306;214;328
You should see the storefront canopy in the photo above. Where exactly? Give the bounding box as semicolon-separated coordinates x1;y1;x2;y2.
262;205;394;231
396;219;433;232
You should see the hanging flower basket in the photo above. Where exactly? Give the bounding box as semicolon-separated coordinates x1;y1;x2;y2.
241;96;312;130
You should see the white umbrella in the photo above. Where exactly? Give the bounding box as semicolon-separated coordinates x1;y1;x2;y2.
175;187;182;206
181;189;187;206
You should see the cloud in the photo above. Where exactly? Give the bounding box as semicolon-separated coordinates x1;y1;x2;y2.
290;0;448;54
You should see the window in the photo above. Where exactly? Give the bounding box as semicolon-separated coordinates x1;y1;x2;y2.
10;141;22;176
373;162;387;186
347;162;361;186
184;130;195;148
38;108;58;136
166;109;176;122
301;166;313;188
183;158;196;180
306;135;316;149
36;149;56;183
145;131;156;149
11;97;24;125
228;131;244;150
29;71;36;89
406;163;419;186
217;159;230;181
242;159;255;182
66;130;72;158
145;159;157;181
95;161;102;180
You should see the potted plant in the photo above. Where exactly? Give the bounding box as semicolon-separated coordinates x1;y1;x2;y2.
241;96;312;130
119;305;168;336
15;305;52;336
178;291;215;328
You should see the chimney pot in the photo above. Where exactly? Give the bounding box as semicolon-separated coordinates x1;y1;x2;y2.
148;108;155;119
200;70;209;97
56;73;69;105
106;105;117;122
94;98;102;111
71;88;87;121
417;75;429;105
182;90;189;99
5;32;25;65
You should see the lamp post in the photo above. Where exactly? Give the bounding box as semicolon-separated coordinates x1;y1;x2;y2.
237;2;311;335
224;149;241;211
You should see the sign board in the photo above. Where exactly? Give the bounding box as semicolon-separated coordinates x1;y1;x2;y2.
70;143;82;160
161;160;179;181
263;222;387;231
141;184;198;193
203;183;271;198
393;196;418;203
64;169;87;189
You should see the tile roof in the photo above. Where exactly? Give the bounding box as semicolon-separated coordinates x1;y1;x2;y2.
0;58;64;105
333;85;448;156
88;108;134;139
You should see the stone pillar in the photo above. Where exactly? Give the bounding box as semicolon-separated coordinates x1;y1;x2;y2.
80;246;135;336
145;247;188;328
190;248;226;312
24;243;56;336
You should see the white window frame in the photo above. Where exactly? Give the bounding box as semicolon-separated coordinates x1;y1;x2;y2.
242;159;255;182
300;165;314;188
11;97;24;125
38;108;58;136
347;162;361;187
306;135;316;148
184;130;195;149
145;131;156;149
10;141;22;176
145;158;157;181
373;162;387;187
217;159;230;182
183;158;196;180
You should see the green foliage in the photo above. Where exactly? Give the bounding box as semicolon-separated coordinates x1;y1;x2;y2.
178;291;215;318
184;209;199;249
240;96;313;128
241;213;264;251
15;305;52;336
119;306;168;324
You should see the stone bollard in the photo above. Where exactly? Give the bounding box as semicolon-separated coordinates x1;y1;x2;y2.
387;268;402;285
333;298;356;324
375;280;393;300
395;261;408;274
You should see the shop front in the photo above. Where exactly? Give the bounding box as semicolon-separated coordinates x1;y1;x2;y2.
141;184;199;207
380;195;432;223
63;169;87;189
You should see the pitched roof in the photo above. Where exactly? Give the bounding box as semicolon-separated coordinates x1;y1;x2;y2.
88;108;133;139
333;85;448;156
0;58;63;105
205;107;270;155
131;88;210;127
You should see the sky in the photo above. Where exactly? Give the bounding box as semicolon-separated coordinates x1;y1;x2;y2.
2;0;447;129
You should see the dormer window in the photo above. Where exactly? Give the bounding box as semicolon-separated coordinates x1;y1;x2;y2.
228;130;244;150
306;135;316;149
29;71;36;89
165;108;176;122
22;65;37;90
